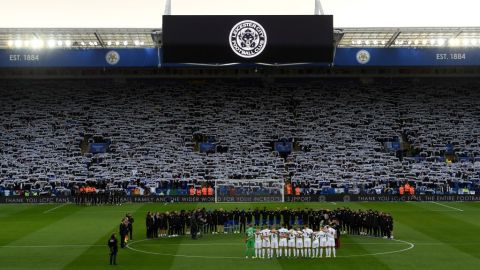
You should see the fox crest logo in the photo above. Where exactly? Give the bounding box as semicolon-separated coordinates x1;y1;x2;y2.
106;50;120;65
229;20;267;58
356;50;371;64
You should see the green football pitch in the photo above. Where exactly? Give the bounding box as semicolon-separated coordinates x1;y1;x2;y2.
1;201;479;270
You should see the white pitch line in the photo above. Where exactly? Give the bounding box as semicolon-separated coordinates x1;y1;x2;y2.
126;238;415;259
330;202;337;205
135;242;409;247
8;241;480;249
43;203;67;214
430;201;464;212
0;244;104;248
337;239;414;258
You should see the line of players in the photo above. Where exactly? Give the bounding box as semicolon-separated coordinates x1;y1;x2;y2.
247;224;338;259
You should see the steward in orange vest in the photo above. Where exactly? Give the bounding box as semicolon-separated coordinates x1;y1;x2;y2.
295;186;301;196
286;184;292;195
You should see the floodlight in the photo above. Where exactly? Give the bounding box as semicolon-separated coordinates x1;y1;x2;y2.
448;39;459;46
31;39;44;49
47;39;56;48
14;40;22;48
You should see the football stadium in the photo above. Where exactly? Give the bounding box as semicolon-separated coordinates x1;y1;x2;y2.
1;0;480;269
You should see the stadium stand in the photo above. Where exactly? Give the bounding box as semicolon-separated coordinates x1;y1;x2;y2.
1;79;479;197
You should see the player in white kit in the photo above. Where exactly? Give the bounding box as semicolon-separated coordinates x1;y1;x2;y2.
254;229;262;259
312;231;320;258
302;226;313;258
326;225;336;258
287;229;296;257
260;227;271;259
270;227;279;258
318;228;328;258
295;229;304;257
278;227;289;257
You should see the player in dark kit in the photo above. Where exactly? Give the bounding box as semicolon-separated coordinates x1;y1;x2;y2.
282;207;291;229
239;209;247;233
332;219;341;249
146;212;154;238
108;233;118;265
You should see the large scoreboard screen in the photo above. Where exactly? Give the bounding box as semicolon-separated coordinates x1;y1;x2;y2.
162;15;334;64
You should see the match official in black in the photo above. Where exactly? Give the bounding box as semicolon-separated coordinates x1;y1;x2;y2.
119;218;129;248
108;233;118;265
126;213;134;240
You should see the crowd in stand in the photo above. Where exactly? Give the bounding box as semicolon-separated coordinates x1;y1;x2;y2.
1;79;480;197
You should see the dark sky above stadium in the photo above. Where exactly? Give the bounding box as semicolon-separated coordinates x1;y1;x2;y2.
0;0;478;28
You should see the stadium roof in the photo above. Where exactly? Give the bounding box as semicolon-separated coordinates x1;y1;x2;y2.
337;27;480;48
1;0;479;29
0;28;158;49
1;27;480;49
1;0;479;49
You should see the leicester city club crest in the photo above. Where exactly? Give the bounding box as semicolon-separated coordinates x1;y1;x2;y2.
105;50;120;65
229;20;267;59
356;49;371;64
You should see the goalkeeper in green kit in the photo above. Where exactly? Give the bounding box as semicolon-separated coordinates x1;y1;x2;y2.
245;224;255;258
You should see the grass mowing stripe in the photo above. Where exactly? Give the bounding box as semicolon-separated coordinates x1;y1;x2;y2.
0;204;83;247
1;202;480;270
0;204;35;218
1;204;144;270
394;202;480;262
61;203;147;270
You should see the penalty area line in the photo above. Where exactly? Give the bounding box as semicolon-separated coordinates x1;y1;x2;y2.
430;201;463;212
43;203;67;214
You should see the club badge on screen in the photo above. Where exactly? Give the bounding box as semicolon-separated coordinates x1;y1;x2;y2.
229;20;267;58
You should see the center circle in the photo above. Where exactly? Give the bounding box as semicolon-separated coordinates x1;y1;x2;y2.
126;235;414;259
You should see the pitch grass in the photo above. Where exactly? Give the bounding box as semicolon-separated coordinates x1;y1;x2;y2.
1;202;480;270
